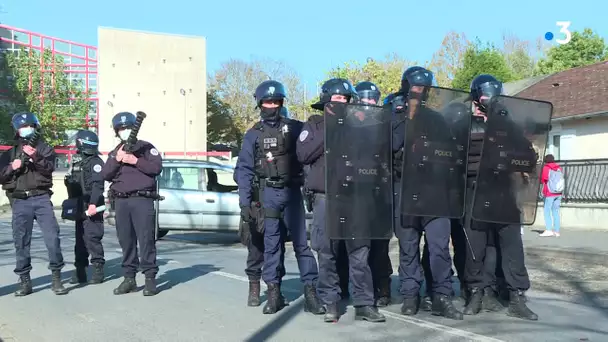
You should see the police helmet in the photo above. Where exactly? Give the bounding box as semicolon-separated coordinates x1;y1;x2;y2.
401;66;434;92
75;129;99;155
383;92;406;113
470;74;503;104
280;107;290;119
355;81;381;104
311;78;357;110
254;80;287;107
111;112;136;133
11;112;41;131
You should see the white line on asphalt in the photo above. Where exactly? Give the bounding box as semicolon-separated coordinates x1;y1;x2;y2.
208;270;505;342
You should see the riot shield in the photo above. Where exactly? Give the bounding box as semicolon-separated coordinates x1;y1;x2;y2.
471;95;552;225
400;87;472;218
324;102;393;240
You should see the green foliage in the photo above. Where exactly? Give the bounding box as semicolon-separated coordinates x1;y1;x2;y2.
535;28;608;75
0;47;89;146
451;40;514;90
325;54;415;101
206;89;242;146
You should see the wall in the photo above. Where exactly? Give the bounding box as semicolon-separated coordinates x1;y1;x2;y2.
548;116;608;160
97;27;207;155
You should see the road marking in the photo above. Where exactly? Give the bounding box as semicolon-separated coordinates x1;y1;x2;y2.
209;270;505;342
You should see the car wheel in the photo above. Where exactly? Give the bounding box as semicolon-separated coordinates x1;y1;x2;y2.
156;229;169;240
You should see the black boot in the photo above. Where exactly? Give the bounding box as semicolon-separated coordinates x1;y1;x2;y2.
303;284;325;315
400;296;419;315
375;278;391;307
70;267;87;284
431;294;463;320
507;290;538;320
113;277;137;295
89;264;104;284
482;287;503;312
420;295;433;311
14;274;33;297
247;280;261;307
262;283;285;314
324;302;340;323
460;283;469;302
354;306;386;322
143;277;158;296
52;270;68;295
463;287;483;315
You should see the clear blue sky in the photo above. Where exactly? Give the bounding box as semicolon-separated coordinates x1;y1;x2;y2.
2;0;604;94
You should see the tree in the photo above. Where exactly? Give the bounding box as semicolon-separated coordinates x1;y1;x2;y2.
0;48;89;146
502;33;536;80
428;31;470;87
209;57;309;143
326;54;415;99
206;89;241;145
451;40;514;91
535;28;608;75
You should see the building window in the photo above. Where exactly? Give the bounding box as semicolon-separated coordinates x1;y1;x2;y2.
552;135;560;160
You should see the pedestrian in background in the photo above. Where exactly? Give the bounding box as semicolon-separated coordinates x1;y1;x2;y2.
540;154;563;237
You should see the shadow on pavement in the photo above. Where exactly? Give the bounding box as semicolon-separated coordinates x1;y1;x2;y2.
157;263;221;292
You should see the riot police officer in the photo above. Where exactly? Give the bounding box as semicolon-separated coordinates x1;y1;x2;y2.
356;81;393;307
394;67;463;320
298;78;385;323
63;130;106;285
0;112;67;296
235;80;324;315
461;74;537;320
101;111;162;296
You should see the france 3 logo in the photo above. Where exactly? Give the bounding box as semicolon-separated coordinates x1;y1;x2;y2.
544;21;572;45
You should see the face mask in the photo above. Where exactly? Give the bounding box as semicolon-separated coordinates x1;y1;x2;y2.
118;129;131;141
18;127;35;138
260;107;280;120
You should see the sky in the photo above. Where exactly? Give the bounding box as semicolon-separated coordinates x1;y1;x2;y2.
1;0;605;95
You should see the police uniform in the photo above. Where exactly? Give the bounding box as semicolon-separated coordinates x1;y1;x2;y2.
393;67;462;320
235;80;323;315
0;112;67;296
462;74;537;320
356;81;393;307
63;130;106;285
298;78;385;323
237;107;290;307
101;112;162;296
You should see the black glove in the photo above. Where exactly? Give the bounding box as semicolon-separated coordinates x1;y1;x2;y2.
240;206;254;222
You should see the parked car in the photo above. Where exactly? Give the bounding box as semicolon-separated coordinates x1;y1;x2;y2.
105;159;312;240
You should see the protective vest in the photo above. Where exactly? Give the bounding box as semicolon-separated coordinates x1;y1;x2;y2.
65;154;93;199
253;118;294;188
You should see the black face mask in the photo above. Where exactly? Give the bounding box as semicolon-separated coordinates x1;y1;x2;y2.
260;107;280;120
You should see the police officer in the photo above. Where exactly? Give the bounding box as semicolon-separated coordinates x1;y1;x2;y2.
101;111;163;296
235;80;324;315
65;130;106;285
462;74;537;320
237;107;288;305
394;67;463;320
356;81;393;307
0;112;67;296
298;78;385;323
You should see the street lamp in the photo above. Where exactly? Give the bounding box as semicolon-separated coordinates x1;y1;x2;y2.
180;88;187;157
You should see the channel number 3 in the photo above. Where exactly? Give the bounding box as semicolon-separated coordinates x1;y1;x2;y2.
556;21;572;45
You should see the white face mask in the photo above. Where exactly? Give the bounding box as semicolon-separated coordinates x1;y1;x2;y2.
18;127;35;138
118;129;131;141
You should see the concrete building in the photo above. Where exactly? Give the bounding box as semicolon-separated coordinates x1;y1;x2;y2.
97;27;207;156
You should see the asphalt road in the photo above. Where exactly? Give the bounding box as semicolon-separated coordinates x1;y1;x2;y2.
0;221;606;342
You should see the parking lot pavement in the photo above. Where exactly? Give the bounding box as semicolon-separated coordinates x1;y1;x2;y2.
0;222;606;342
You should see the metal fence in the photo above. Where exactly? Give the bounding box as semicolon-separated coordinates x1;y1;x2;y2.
555;159;608;203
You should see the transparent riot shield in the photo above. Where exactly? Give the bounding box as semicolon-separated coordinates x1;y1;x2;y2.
471;95;553;225
400;87;472;218
324;102;393;239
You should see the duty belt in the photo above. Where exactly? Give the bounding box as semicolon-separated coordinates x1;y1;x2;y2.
109;190;163;200
11;189;50;200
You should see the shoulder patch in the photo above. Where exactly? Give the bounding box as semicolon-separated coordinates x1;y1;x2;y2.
93;164;102;173
299;130;309;142
150;148;159;156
